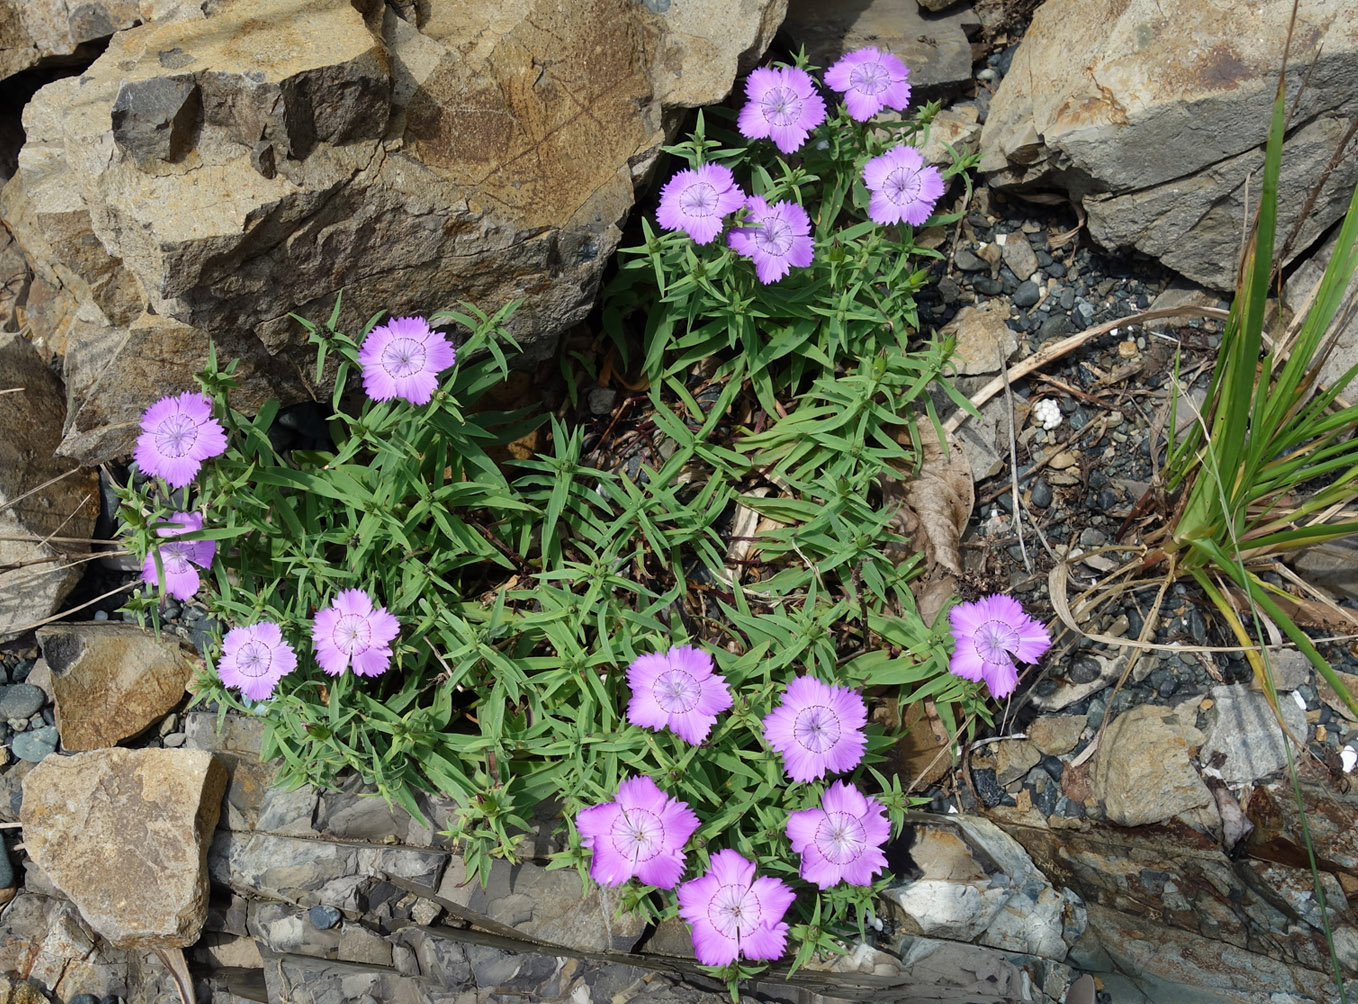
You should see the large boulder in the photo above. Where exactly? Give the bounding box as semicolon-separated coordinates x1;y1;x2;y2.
0;0;786;465
978;0;1358;291
0;330;98;640
0;0;141;80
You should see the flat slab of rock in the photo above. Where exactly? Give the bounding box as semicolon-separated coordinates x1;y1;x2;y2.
782;0;976;92
36;621;194;750
20;747;226;948
1200;683;1307;785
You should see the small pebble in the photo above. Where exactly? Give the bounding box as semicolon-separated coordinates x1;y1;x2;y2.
309;904;342;930
971;769;1005;807
163;732;187;748
1012;279;1041;308
0;684;45;721
1031;478;1053;508
11;725;59;762
954;248;987;272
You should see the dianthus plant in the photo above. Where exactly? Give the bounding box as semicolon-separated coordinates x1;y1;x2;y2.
603;48;978;416
108;285;1005;993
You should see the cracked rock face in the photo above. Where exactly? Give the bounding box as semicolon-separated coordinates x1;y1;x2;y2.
0;0;786;465
19;747;227;949
978;0;1358;291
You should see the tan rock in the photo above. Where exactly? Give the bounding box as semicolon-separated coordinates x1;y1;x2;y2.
0;0;141;79
921;105;982;168
942;302;1017;375
1028;714;1087;755
1094;705;1215;827
36;621;194;751
993;738;1040;787
3;0;787;467
20;747;226;949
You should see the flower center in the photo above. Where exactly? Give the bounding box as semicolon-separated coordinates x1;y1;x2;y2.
612;806;663;863
792;705;841;753
678;182;718;219
160;540;195;572
154;413;199;459
848;61;890;96
815;811;867;864
654;669;700;714
752;215;794;257
884;166;923;207
708;883;754;940
975;619;1020;665
235;641;274;680
334;613;373;654
380;337;428;379
759;86;804;127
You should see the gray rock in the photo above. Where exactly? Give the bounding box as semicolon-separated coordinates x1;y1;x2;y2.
954;247;988;272
110;75;200;170
0;684;45;721
208;830;445;913
308;904;341;930
1001;234;1040;282
10;726;58;762
1011;279;1041;307
441;853;647;953
883;814;1084;960
1200;684;1308;785
1030;477;1053;508
980;0;1358;291
782;0;976;91
252;902;340;955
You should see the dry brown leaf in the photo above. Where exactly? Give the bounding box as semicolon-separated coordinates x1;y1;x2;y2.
883;430;974;577
874;695;956;790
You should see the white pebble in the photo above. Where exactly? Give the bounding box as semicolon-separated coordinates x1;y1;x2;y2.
1033;398;1062;430
1342;745;1357;774
1291;690;1308;711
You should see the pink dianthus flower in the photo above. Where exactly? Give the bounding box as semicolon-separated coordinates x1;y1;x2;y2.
677;849;795;967
626;644;732;745
736;66;826;155
785;780;891;889
575;776;699;889
133;392;227;488
824;47;912;121
358;316;455;406
862;145;944;227
311;588;400;678
763;675;867;783
947;594;1051;699
140;511;215;601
